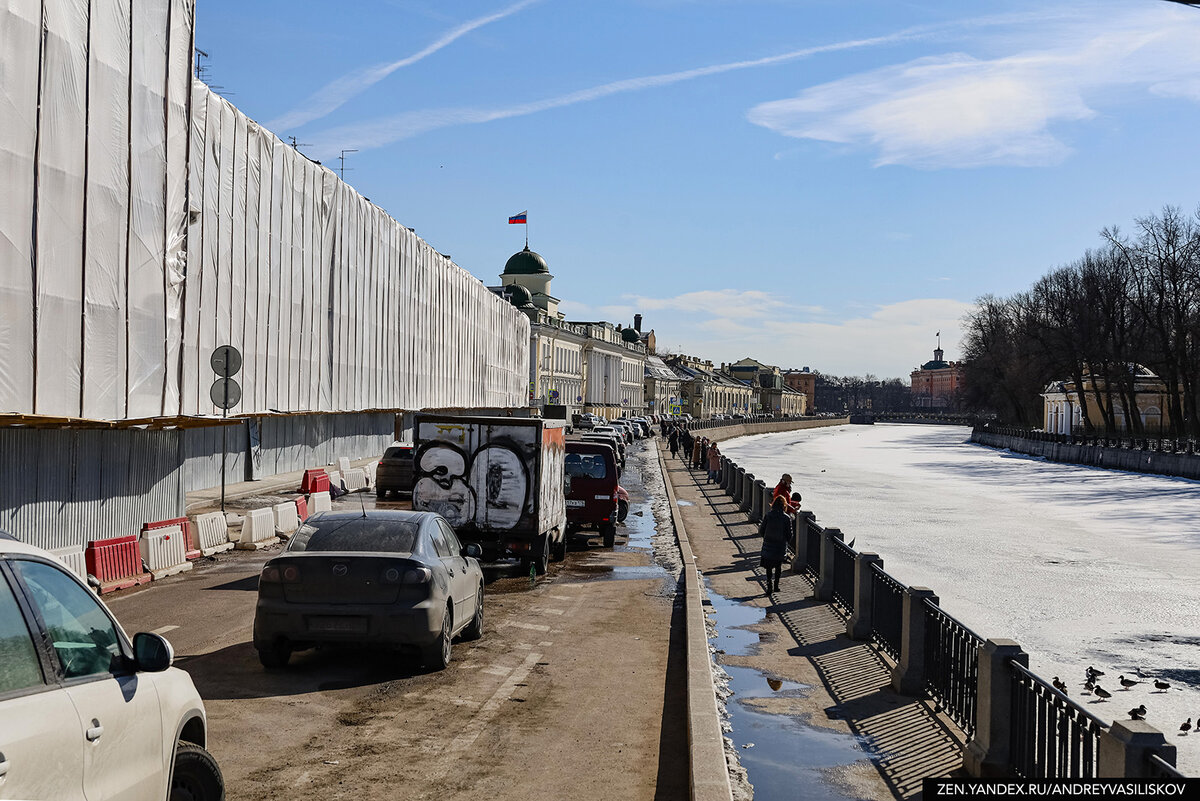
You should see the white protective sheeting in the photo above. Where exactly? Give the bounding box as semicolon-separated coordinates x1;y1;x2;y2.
180;84;530;417
0;0;194;419
0;0;528;421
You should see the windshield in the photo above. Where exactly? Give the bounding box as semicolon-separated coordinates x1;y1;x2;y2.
288;519;420;553
565;453;609;480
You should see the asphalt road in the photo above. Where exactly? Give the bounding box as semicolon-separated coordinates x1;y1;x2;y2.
105;442;687;801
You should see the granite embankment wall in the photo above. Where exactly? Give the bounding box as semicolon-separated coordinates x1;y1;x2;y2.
971;429;1200;481
686;416;849;442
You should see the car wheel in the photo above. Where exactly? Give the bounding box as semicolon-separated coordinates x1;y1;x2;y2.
551;534;567;562
462;586;484;641
602;524;616;548
170;741;224;801
424;604;453;670
376;487;386;499
533;535;550;575
257;640;291;670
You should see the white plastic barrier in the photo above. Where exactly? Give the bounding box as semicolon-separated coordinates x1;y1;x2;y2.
273;501;300;537
139;525;193;580
236;508;278;550
328;470;342;490
51;545;87;580
337;457;352;475
310;490;332;514
342;467;368;492
194;511;234;556
365;460;379;487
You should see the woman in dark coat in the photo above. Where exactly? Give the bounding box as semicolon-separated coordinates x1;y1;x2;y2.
759;496;791;594
668;428;679;458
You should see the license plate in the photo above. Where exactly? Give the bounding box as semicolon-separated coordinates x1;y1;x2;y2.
307;615;367;633
566;499;585;508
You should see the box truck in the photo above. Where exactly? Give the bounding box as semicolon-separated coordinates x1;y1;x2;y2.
411;414;567;574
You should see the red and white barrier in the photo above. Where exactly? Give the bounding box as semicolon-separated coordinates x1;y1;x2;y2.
294;495;309;521
300;468;331;494
143;517;201;561
139;524;193;580
273;501;300;537
51;545;87;580
85;535;151;594
194;512;235;556
310;490;332;514
235;508;278;550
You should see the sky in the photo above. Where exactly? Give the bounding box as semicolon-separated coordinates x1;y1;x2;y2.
194;0;1200;378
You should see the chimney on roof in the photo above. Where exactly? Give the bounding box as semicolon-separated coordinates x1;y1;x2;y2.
633;314;642;332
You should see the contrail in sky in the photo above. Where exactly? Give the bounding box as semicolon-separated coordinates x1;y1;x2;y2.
306;11;1067;155
267;0;543;132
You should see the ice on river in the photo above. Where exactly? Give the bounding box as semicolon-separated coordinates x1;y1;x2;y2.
723;424;1200;774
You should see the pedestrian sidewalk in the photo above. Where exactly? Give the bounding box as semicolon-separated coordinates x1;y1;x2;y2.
662;452;964;800
184;457;378;515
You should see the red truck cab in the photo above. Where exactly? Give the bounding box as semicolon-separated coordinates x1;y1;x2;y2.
564;441;620;547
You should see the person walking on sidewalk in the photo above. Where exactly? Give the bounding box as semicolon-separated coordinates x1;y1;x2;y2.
759;496;791;594
707;442;721;483
668;428;679;459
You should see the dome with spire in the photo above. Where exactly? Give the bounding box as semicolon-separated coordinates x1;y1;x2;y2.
503;245;549;276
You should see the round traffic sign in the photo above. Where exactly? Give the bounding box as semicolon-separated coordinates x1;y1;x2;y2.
210;345;242;377
210;377;242;410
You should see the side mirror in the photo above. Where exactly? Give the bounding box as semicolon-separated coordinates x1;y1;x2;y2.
132;632;174;672
462;543;482;558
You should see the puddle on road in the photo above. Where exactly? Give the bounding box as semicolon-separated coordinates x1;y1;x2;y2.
676;499;695;507
704;579;868;801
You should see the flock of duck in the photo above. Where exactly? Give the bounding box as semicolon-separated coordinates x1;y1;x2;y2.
1049;666;1193;735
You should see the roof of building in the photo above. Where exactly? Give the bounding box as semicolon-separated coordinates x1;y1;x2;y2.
920;359;952;371
503;245;549;276
621;327;641;343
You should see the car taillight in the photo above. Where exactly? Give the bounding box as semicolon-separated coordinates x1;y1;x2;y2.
261;566;281;583
402;567;432;584
281;565;301;583
382;567;402;584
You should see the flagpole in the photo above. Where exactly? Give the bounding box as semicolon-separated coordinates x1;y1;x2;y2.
526;214;529;248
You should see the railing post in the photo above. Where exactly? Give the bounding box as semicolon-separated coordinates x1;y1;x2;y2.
731;466;743;503
963;638;1027;777
847;553;881;640
813;527;842;601
890;587;939;695
790;510;813;574
750;479;765;521
740;472;754;512
719;457;730;490
1098;721;1176;779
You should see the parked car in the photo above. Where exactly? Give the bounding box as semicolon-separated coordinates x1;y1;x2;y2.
0;532;224;801
563;441;620;547
253;510;485;671
580;432;626;468
375;443;415;499
572;412;603;430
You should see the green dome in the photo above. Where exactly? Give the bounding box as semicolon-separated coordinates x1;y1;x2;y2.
507;285;533;307
621;327;641;343
504;246;549;275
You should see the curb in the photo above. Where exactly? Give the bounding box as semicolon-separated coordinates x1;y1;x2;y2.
657;447;735;801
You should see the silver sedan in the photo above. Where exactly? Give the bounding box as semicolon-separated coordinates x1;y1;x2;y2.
253;509;484;671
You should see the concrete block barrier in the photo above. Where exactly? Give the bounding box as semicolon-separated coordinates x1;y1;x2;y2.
51;544;87;580
310;490;332;514
365;460;379;487
194;511;235;556
139;525;193;580
273;501;301;537
300;468;331;494
236;508;279;550
85;535;151;594
337;456;352;475
295;495;308;521
343;467;368;492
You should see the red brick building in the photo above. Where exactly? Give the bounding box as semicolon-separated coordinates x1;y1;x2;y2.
910;343;964;409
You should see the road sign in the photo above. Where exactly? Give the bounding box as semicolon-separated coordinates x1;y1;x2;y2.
210;345;242;377
210;377;242;410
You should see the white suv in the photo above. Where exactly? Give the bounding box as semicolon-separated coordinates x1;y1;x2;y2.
0;533;223;800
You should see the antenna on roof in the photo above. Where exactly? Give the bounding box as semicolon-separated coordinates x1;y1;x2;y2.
359;489;368;518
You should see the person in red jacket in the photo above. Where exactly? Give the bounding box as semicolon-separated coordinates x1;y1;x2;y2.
773;474;798;512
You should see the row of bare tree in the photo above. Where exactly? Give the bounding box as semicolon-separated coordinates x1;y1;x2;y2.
961;206;1200;437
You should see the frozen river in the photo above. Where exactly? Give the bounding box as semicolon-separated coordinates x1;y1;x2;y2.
722;423;1200;774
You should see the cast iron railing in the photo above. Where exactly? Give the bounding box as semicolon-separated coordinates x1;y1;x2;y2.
869;563;905;661
924;600;985;737
830;536;856;614
1009;661;1105;779
804;520;821;578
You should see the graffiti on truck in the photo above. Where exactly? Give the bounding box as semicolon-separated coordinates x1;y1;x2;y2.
413;440;531;530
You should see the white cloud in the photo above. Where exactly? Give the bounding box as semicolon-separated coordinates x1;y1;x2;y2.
267;0;543;132
747;6;1200;168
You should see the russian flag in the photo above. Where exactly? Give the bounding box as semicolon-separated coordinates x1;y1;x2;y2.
508;211;527;225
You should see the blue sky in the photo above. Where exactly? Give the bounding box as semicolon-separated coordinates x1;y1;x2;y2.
195;0;1200;378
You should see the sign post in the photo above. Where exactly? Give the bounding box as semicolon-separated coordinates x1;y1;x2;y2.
209;346;243;513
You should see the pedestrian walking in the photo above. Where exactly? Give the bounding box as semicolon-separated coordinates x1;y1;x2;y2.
759;496;791;594
773;474;798;512
668;428;679;459
707;442;721;483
